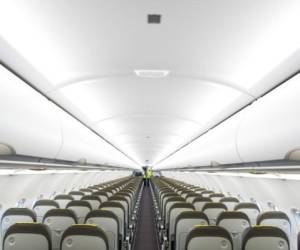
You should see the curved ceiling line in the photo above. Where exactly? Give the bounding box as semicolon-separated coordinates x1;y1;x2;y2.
102;131;185;140
117;139;181;145
91;113;205;128
47;73;255;98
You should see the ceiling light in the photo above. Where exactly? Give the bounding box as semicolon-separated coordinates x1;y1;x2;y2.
134;70;170;78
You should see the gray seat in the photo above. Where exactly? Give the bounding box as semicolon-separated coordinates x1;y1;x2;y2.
175;211;209;250
68;191;85;201
79;188;93;195
242;226;289;250
209;193;225;202
257;211;291;240
202;202;227;225
54;195;74;209
61;224;108;250
234;203;260;226
199;190;214;197
33;200;59;223
1;208;36;241
43;209;77;250
85;210;119;250
217;211;251;250
168;203;195;245
100;201;126;240
81;195;102;210
186;194;202;204
3;223;51;250
185;225;233;250
92;191;109;202
193;197;212;211
66;201;92;223
220;197;239;211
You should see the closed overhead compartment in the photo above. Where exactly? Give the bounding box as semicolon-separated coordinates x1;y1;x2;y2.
156;111;245;168
237;73;300;162
0;65;62;158
56;109;134;167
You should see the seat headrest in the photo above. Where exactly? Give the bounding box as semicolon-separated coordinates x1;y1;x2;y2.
202;202;228;211
2;208;37;222
216;211;250;225
69;191;84;196
85;209;119;223
242;226;289;250
170;202;195;210
220;197;239;203
4;223;51;250
100;201;125;210
61;225;108;249
257;211;290;225
81;195;102;202
175;211;209;224
33;200;59;208
54;195;74;200
234;203;260;211
92;191;109;197
44;209;77;223
209;193;225;198
186;225;233;248
193;197;213;203
66;200;92;210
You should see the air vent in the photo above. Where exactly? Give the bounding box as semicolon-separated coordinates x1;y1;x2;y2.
148;14;161;24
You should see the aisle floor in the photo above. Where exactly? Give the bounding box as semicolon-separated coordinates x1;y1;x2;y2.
133;185;159;250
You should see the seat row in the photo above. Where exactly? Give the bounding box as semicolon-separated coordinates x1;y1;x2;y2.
151;176;292;250
1;176;143;250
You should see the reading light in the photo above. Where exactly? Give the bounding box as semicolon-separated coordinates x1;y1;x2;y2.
134;70;170;78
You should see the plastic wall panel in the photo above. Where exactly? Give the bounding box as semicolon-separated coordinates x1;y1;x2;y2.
237;73;300;162
0;65;62;158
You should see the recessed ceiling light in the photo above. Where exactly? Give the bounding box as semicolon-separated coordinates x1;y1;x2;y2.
134;69;170;78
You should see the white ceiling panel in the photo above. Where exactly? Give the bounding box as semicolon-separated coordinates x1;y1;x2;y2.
1;0;300;166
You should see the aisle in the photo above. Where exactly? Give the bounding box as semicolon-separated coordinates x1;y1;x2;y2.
133;184;159;250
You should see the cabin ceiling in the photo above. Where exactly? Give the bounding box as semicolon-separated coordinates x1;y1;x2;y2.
0;0;300;166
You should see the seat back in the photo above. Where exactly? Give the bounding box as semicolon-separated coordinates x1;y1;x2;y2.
66;201;92;223
85;210;119;250
1;208;36;241
186;225;233;250
61;225;108;250
168;203;194;242
209;193;225;202
68;191;84;201
202;202;227;225
92;191;109;202
54;195;74;209
164;197;185;222
234;203;260;225
257;211;291;240
100;201;125;239
200;191;214;197
242;226;289;250
43;209;77;250
220;197;239;211
193;197;212;211
217;211;251;250
79;188;93;195
3;223;51;250
33;200;59;222
81;195;101;210
175;211;209;250
186;194;202;204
